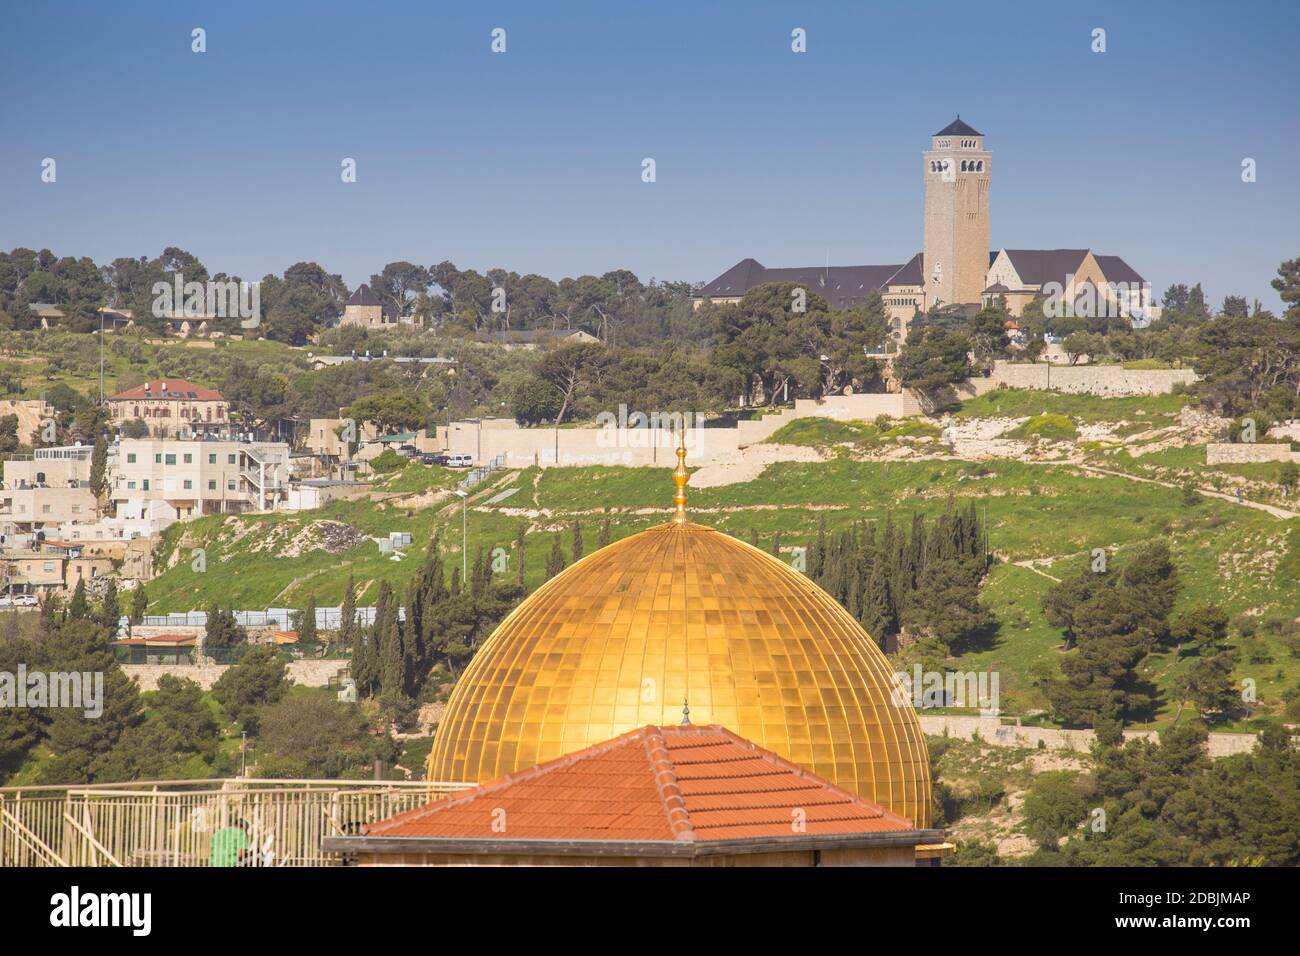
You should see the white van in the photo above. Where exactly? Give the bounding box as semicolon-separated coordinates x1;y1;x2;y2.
447;454;474;469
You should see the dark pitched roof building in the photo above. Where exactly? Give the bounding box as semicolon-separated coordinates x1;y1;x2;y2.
696;258;904;310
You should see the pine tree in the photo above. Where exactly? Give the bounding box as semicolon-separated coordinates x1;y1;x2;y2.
68;579;89;620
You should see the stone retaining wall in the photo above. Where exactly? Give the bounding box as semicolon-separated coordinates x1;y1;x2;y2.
917;714;1276;759
437;392;923;468
123;658;346;692
970;362;1198;397
1206;442;1299;465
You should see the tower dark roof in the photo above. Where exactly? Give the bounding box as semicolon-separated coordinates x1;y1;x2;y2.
347;284;381;306
934;117;982;137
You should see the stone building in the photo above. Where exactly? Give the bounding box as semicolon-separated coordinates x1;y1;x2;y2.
695;118;1150;347
337;284;400;330
106;379;230;438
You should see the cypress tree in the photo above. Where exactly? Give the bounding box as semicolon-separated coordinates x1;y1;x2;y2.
89;434;108;514
68;579;89;620
98;578;120;632
748;527;760;548
545;533;566;580
810;515;826;579
860;559;893;648
514;524;527;587
770;530;782;559
597;514;611;550
338;575;358;651
298;596;318;648
130;584;148;625
572;520;584;562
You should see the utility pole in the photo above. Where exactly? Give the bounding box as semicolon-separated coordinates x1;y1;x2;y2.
99;310;105;405
455;489;468;582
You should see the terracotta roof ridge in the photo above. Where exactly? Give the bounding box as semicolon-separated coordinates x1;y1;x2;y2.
372;726;655;834
643;725;696;842
704;725;916;828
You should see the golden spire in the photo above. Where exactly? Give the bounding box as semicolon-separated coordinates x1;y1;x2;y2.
671;431;689;524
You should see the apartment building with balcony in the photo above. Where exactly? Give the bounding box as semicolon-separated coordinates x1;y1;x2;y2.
0;445;97;541
109;438;292;521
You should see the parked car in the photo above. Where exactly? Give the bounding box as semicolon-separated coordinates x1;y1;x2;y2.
396;444;418;458
3;594;37;607
420;453;444;466
446;454;474;468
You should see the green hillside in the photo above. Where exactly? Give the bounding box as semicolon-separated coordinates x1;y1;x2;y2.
143;453;1300;734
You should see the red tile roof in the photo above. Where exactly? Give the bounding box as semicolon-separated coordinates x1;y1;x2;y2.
110;633;196;647
369;724;915;843
108;379;225;402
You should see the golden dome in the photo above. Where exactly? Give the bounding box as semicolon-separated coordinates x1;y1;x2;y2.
428;446;932;827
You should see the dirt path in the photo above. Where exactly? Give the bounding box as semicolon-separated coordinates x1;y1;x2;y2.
1075;463;1299;520
1011;560;1062;583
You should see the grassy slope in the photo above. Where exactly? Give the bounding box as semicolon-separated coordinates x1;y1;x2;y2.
143;455;1300;733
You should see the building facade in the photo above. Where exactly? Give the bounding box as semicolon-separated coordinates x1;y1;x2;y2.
694;119;1150;347
107;379;230;438
337;284;400;330
109;438;292;520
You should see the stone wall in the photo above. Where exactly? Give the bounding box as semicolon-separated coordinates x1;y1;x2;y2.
1206;442;1299;465
969;362;1198;397
917;714;1280;759
437;392;923;468
123;658;347;691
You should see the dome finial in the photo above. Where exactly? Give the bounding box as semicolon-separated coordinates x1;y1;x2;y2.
671;430;689;524
680;698;691;725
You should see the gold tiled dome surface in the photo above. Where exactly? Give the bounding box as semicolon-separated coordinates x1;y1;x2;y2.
428;519;932;827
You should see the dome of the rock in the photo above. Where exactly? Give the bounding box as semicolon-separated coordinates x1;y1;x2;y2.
428;448;932;827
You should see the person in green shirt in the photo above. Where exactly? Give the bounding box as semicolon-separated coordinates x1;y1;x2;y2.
209;819;250;867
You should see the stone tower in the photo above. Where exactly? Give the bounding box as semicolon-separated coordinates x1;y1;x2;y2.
923;117;990;307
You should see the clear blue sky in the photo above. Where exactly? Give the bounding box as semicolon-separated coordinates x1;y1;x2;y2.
2;0;1297;309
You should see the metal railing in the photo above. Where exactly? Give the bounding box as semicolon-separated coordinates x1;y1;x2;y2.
0;778;473;867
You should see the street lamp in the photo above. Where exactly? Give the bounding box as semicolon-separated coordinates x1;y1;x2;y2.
454;488;468;582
